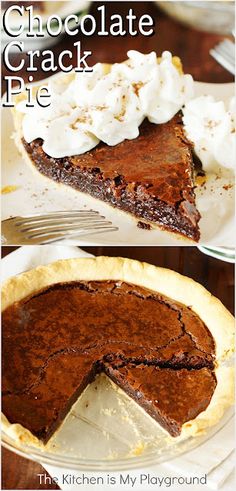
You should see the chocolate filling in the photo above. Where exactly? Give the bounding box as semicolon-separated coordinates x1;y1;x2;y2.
22;113;201;241
2;280;216;441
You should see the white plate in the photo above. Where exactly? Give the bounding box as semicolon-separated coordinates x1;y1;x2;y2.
1;81;235;246
198;246;235;263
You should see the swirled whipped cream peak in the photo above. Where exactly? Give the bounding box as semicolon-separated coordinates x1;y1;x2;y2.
183;96;236;172
17;50;194;158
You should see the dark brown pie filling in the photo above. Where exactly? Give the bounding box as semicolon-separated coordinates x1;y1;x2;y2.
22;113;201;241
2;281;216;442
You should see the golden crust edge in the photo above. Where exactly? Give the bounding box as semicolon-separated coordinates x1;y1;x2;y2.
181;366;234;438
1;413;43;448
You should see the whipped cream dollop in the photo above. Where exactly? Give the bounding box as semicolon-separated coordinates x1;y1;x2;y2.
183;96;236;172
17;50;194;158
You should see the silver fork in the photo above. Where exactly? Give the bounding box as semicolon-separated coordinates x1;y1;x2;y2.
210;39;235;75
1;210;118;245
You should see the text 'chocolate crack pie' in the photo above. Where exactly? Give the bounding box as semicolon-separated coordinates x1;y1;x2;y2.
2;257;234;446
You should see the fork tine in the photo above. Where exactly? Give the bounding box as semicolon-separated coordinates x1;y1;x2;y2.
223;39;235;51
219;39;235;53
217;43;235;60
18;218;110;232
41;227;119;244
210;49;235;75
26;223;117;239
211;44;234;59
14;211;101;226
219;39;235;49
210;39;235;75
17;210;99;217
2;209;118;244
21;221;113;235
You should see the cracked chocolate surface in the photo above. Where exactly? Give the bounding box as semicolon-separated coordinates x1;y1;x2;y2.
106;365;217;437
2;280;216;441
22;113;201;241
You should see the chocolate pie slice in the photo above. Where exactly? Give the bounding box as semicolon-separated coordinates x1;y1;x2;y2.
12;61;201;242
2;257;234;446
21;113;200;241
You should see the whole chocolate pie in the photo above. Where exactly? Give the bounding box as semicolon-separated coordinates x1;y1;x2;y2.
2;257;234;447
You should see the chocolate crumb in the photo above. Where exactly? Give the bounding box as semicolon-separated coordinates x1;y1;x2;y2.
137;221;151;230
223;184;233;191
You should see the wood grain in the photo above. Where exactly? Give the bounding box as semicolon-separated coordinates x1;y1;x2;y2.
1;448;60;490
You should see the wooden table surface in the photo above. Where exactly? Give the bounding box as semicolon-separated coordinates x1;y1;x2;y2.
1;1;234;489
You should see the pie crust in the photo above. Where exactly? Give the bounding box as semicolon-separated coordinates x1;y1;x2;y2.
1;257;234;448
